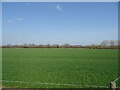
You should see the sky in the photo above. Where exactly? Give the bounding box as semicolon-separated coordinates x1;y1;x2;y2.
2;2;118;45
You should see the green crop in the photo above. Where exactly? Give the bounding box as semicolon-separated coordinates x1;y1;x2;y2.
2;48;118;88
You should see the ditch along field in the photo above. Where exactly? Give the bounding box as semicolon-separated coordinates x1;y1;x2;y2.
2;48;118;88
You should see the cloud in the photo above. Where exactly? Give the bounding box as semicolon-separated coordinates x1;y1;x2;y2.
16;18;24;21
56;5;62;12
7;18;24;23
7;19;14;23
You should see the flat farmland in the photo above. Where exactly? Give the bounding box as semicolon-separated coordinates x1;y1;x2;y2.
2;48;118;88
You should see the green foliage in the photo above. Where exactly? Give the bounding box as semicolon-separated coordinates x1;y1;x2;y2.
2;48;118;88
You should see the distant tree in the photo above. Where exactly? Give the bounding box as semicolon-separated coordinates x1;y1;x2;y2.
109;40;116;46
23;44;27;47
91;44;99;49
38;44;43;48
101;40;109;46
63;44;71;48
118;40;120;45
46;44;51;48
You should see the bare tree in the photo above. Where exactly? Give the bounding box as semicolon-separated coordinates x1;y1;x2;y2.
101;40;109;46
109;40;116;46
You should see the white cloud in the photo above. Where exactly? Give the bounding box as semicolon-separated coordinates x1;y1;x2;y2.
56;5;62;12
16;18;24;21
7;19;14;23
7;18;24;23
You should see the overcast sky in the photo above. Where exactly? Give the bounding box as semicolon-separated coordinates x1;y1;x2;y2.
2;2;118;45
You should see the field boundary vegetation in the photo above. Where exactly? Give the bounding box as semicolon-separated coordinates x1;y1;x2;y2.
2;40;119;49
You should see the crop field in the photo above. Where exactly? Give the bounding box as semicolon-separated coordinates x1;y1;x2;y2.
2;48;118;88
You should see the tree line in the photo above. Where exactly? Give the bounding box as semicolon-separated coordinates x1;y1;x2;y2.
2;40;119;49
